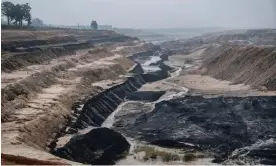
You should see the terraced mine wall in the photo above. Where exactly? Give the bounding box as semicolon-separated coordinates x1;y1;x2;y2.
1;43;91;72
2;35;135;73
1;36;77;52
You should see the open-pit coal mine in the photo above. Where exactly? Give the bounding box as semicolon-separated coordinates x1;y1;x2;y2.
2;28;276;165
51;46;276;165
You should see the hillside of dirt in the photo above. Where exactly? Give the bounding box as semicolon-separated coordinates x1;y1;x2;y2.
1;28;157;164
199;44;276;91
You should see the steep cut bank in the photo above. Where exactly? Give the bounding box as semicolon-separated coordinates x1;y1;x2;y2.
68;74;146;130
200;44;276;90
52;49;173;165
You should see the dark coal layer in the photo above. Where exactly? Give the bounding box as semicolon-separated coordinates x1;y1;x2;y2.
51;48;176;165
142;70;169;82
113;95;276;164
54;128;130;165
125;91;165;102
68;75;146;132
129;63;144;74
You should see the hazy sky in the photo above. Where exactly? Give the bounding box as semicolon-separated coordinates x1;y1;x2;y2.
7;0;276;28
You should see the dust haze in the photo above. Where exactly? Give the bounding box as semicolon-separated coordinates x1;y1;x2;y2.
7;0;276;28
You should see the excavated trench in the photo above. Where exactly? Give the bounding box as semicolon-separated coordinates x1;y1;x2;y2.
51;48;276;165
51;49;173;164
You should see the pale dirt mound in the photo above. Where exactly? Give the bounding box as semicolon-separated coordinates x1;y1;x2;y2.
200;44;276;90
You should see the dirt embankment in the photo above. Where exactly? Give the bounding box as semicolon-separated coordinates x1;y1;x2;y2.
1;29;135;54
199;44;276;91
1;29;131;42
1;34;152;164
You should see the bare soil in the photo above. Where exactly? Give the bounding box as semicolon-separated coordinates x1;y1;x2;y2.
150;48;276;97
199;44;276;91
1;40;150;164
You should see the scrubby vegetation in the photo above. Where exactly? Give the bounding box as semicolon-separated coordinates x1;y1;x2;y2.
134;146;181;162
182;153;197;162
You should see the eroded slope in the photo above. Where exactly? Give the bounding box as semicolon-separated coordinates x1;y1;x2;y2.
200;44;276;90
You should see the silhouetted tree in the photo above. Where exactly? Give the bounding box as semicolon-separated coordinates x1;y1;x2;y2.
1;1;14;25
11;4;24;25
21;3;31;26
91;20;98;30
2;1;31;26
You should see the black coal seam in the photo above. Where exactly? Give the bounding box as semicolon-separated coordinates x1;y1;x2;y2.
67;54;172;131
49;50;171;155
67;75;145;130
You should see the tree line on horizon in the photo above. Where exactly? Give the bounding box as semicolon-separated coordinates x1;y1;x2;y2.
1;1;32;26
2;1;100;30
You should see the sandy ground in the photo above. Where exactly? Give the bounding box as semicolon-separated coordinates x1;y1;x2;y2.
175;74;276;97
